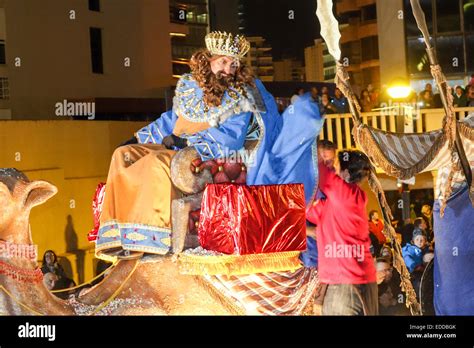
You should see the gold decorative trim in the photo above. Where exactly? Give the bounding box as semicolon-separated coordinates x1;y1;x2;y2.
178;251;302;276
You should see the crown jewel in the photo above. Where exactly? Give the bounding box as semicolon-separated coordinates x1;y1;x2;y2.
205;31;250;59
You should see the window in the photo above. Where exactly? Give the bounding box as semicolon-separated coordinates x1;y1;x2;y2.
436;36;464;73
341;41;361;65
0;78;9;99
0;41;5;64
361;4;376;22
467;34;474;72
89;0;100;12
89;28;103;74
436;0;461;33
361;36;379;61
407;37;432;75
170;7;187;23
464;0;474;32
404;0;433;37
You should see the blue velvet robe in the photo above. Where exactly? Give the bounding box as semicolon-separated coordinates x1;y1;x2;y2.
433;184;474;315
136;74;324;205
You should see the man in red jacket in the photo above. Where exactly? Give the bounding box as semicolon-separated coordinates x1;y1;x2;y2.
307;150;377;315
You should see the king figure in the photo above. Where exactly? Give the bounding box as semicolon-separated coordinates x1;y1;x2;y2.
95;32;324;260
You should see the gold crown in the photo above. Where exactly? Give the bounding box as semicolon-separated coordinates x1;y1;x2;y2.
205;31;250;59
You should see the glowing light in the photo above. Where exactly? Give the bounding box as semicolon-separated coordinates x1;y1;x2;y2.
170;32;186;37
388;85;412;99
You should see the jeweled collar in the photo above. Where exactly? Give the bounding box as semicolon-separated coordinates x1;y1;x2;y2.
173;74;254;127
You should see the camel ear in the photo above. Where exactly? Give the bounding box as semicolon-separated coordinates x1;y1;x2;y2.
0;182;11;201
22;181;58;211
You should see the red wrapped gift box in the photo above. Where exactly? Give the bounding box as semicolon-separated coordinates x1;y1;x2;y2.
198;183;307;255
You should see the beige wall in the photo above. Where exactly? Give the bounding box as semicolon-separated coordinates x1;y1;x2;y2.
273;60;290;81
305;41;324;82
376;0;407;86
0;120;146;283
4;0;173;119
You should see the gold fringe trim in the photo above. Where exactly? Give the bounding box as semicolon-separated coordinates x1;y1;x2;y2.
178;251;302;276
459;121;474;141
357;125;447;180
367;171;422;315
193;276;246;315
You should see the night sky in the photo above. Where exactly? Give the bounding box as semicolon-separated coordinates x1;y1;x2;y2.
241;0;320;62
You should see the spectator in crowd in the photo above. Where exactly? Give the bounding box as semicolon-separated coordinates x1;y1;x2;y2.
43;272;59;291
469;74;474;86
368;210;385;256
467;84;474;107
370;88;380;109
41;250;76;298
421;204;433;242
320;93;337;114
402;228;429;274
424;83;434;97
380;244;394;263
331;87;349;113
414;217;428;236
453;86;467;107
419;90;434;109
41;250;67;279
291;87;305;104
310;86;321;103
376;257;411;315
321;86;329;96
402;228;432;300
360;89;374;112
368;210;386;245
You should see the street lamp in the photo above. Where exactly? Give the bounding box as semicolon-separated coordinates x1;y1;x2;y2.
387;77;412;100
387;85;412;99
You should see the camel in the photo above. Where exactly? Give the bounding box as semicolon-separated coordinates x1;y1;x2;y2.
0;168;317;316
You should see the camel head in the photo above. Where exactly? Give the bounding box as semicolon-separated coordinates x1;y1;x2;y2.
0;168;57;246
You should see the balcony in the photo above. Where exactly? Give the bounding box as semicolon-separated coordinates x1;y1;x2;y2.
337;0;358;15
360;59;380;69
169;22;190;36
358;21;378;39
341;21;377;43
356;0;376;7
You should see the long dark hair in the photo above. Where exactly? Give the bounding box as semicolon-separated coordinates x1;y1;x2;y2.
189;49;255;107
41;249;58;267
338;150;373;184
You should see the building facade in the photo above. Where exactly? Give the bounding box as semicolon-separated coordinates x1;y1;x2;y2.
273;58;305;82
305;39;336;83
243;36;274;82
169;0;209;79
208;0;239;33
1;0;180;120
336;0;380;89
403;0;474;90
